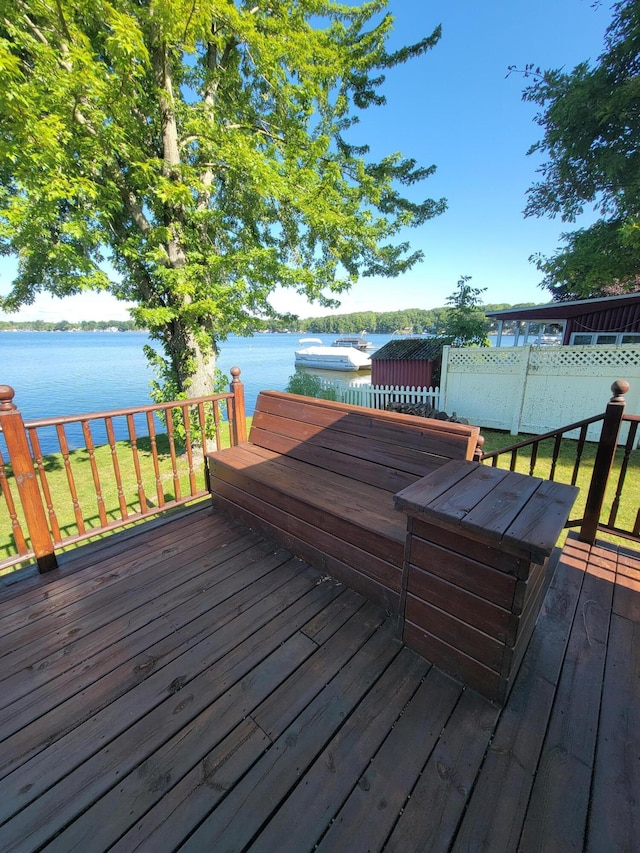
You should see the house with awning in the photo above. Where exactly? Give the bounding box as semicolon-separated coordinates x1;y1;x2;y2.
486;292;640;346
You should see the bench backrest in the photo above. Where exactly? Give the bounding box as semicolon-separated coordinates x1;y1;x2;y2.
249;391;481;493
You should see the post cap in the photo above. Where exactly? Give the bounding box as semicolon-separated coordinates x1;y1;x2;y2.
0;385;16;412
611;379;630;402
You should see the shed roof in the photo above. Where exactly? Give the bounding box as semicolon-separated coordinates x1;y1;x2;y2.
371;337;445;361
485;292;640;322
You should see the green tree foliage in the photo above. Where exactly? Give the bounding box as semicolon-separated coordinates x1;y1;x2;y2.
0;0;445;398
441;276;489;347
302;308;435;334
530;221;640;300
285;371;337;400
519;0;640;299
295;302;537;335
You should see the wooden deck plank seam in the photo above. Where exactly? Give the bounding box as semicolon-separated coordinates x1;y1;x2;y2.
513;543;593;850
0;559;325;778
366;679;468;853
306;667;439;850
0;534;282;706
0;524;263;647
233;644;420;853
0;510;237;622
176;626;406;851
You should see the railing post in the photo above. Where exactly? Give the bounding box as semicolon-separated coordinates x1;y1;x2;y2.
229;367;247;445
0;386;57;572
579;379;629;544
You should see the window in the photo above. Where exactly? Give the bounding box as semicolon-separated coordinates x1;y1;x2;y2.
572;334;594;345
570;331;640;345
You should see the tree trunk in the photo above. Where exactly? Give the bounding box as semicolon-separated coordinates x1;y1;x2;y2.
183;331;218;399
162;317;218;400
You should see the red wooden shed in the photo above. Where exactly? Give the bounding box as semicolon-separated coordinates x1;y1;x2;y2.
370;338;445;387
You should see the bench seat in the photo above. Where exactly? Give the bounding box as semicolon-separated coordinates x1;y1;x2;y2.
207;391;482;612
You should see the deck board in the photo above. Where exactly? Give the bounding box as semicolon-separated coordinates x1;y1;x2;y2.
0;503;638;852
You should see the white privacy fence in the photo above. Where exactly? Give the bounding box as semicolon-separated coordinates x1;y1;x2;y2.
318;379;441;411
441;344;640;443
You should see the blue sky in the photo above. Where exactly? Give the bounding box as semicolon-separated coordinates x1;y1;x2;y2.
0;0;613;322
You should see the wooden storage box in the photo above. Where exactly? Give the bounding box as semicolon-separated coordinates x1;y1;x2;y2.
395;460;578;704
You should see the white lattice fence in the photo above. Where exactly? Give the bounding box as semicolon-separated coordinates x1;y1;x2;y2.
319;379;441;411
441;344;640;442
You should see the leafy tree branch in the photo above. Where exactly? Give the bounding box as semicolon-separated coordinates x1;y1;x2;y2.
518;0;640;299
0;0;446;398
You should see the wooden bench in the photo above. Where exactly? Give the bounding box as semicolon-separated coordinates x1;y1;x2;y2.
206;391;482;612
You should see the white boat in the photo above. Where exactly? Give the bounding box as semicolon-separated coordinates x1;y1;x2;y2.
294;338;371;372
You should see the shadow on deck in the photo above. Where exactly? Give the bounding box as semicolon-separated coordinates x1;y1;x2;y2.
0;503;638;852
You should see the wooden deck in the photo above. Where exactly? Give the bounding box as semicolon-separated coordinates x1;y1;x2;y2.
0;503;638;852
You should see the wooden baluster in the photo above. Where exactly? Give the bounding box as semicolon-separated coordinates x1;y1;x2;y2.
197;402;208;455
181;403;197;496
572;424;588;486
213;399;222;450
0;386;57;572
146;411;164;508
165;408;182;501
549;434;563;481
509;448;517;472
0;445;30;556
607;419;637;529
227;398;236;448
105;417;128;519
127;414;148;514
82;421;108;528
28;427;63;543
230;366;247;445
580;380;629;544
529;442;538;477
56;423;86;536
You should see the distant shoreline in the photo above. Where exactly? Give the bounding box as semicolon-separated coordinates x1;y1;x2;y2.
0;328;141;332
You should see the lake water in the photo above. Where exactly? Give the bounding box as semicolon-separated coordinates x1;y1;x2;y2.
0;331;387;454
0;331;386;419
0;330;512;454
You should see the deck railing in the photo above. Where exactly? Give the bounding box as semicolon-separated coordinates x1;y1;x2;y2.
481;380;639;545
0;367;246;574
1;373;637;576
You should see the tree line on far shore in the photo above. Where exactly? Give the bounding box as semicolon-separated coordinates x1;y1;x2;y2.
0;319;138;332
281;302;537;336
0;301;536;337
